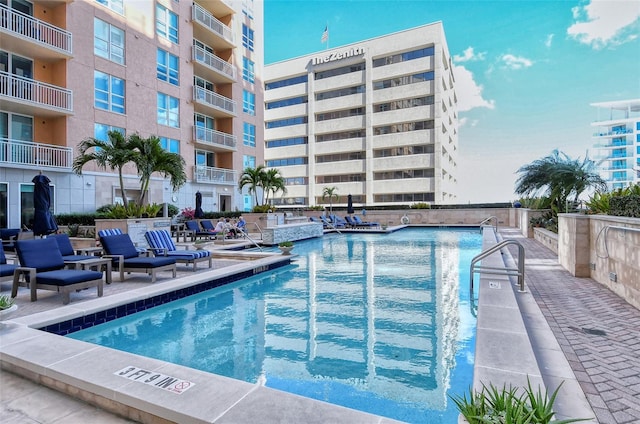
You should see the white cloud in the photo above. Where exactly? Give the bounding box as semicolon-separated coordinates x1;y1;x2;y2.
501;54;534;70
545;33;555;48
452;65;495;112
567;0;640;49
453;47;486;63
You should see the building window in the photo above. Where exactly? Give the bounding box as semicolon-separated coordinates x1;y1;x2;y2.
315;63;365;80
316;130;365;143
159;136;180;153
242;24;254;51
284;177;308;185
95;0;124;14
1;111;33;142
316;107;364;122
94;18;125;65
316;174;364;183
372;46;435;68
157;48;179;85
243;90;255;115
0;183;7;228
266;137;308;148
94;123;125;141
242;0;254;19
374;96;434;113
373;120;434;136
316;152;364;163
156;3;178;44
265;75;307;90
94;71;125;113
265;116;307;129
242;57;255;83
243;122;256;147
266;96;308;110
266;157;307;167
374;193;434;203
243;155;256;169
315;85;364;101
373;72;434;90
373;145;434;157
373;169;435;180
157;93;179;127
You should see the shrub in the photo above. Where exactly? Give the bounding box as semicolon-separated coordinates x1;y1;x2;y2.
410;202;431;209
55;213;97;226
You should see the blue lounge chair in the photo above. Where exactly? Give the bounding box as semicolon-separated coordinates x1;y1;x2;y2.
0;247;18;282
98;228;146;253
344;216;360;228
330;215;346;228
353;215;379;227
50;233;99;262
12;238;104;304
184;220;215;240
145;230;212;271
100;233;176;283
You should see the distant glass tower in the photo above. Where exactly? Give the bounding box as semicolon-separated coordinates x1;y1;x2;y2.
591;99;640;190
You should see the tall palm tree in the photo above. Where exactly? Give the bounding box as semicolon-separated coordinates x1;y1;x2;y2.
72;130;137;208
263;168;286;205
515;149;606;212
129;134;187;205
239;165;266;206
322;186;339;215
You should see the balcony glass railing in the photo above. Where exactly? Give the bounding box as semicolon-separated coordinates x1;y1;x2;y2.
192;3;234;44
0;71;73;112
193;86;236;115
192;45;236;80
0;138;73;170
0;4;72;55
193;127;237;149
593;128;633;137
194;165;236;184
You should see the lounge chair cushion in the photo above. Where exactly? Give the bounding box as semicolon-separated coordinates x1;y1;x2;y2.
34;269;103;286
15;238;65;272
145;230;210;260
119;256;176;268
100;234;141;259
49;234;97;262
0;247;17;277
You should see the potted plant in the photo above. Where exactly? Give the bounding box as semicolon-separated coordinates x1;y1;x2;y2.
278;241;294;255
0;294;17;320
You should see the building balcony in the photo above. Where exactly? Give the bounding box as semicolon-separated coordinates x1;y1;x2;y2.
592;128;633;137
0;137;73;171
193;165;236;185
192;45;236;84
193;86;236;118
0;4;73;59
192;3;235;50
0;71;73;116
193;126;237;152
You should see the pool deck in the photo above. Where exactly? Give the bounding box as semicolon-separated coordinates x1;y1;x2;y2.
1;227;639;423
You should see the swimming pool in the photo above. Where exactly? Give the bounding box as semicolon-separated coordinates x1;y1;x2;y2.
68;228;481;423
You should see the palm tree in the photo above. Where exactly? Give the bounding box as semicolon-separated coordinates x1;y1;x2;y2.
263;168;286;206
515;150;606;213
322;186;339;215
72;130;137;208
239;165;266;206
129;134;186;205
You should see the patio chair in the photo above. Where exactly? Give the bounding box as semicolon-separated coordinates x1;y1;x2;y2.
184;220;215;241
343;216;360;228
50;233;100;262
145;230;212;271
199;220;220;235
0;247;18;282
353;215;380;227
329;215;346;228
11;238;103;304
100;233;176;283
98;228;146;253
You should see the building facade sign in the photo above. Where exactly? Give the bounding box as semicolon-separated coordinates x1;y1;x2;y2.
311;47;365;65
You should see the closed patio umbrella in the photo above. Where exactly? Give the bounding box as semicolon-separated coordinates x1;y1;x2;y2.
195;191;204;218
32;173;58;236
347;194;354;215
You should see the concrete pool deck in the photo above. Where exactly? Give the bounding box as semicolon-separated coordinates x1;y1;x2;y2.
1;227;638;422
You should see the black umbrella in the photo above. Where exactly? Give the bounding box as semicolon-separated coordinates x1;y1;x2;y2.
32;173;58;236
195;191;204;218
347;194;354;215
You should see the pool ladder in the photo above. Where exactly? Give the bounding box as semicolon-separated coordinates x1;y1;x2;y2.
479;216;498;234
470;239;525;293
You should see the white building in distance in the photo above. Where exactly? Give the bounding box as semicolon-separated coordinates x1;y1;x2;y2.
264;22;458;208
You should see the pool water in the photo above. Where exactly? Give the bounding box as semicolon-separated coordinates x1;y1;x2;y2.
69;228;481;423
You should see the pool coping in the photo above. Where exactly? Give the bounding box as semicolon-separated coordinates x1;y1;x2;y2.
0;228;594;423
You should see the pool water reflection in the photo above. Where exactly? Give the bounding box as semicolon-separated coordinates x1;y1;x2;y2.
69;228;481;423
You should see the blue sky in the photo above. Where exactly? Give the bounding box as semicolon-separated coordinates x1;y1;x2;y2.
264;0;640;203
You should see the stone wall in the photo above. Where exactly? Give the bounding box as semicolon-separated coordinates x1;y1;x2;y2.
533;228;558;254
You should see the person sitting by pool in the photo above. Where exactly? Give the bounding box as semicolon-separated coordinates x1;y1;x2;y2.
225;218;239;238
214;218;226;234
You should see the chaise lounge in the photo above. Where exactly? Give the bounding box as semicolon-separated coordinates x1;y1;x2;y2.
12;238;104;304
145;230;212;271
100;233;177;283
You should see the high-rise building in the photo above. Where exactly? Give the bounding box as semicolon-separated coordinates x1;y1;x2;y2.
0;0;263;228
591;99;640;191
263;22;458;208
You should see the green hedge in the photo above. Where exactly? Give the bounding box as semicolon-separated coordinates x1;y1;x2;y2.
610;195;640;218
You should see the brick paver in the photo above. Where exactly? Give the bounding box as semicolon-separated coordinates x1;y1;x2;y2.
502;228;640;424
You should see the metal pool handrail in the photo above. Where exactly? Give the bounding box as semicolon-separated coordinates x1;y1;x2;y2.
470;239;525;293
479;216;498;234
